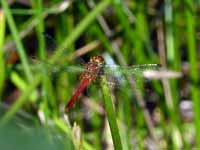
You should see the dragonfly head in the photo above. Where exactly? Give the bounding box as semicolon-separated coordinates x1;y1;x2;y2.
90;55;105;67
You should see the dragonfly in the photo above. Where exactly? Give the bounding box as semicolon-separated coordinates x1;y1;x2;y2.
61;55;160;111
65;55;105;110
34;55;160;111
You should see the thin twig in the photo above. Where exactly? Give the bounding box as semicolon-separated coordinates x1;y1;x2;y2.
156;21;175;111
74;40;100;58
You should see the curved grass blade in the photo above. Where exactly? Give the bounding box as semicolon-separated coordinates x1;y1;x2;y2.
1;0;32;82
0;75;41;126
100;76;122;150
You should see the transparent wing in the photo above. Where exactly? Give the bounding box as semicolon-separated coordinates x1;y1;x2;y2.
102;64;160;90
30;58;86;74
104;64;160;76
98;74;152;92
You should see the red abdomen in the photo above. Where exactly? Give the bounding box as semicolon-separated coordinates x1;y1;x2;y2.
65;78;91;110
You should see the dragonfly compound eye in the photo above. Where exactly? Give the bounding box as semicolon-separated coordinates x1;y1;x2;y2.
90;55;105;66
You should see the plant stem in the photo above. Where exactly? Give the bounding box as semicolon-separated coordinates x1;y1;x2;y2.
101;76;122;150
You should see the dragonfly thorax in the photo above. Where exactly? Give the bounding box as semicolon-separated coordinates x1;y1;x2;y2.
80;56;105;82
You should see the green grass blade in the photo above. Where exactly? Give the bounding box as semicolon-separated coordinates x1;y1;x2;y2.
185;0;200;147
11;72;38;102
1;0;32;82
165;0;175;64
0;75;41;125
31;0;58;118
0;10;6;96
101;76;122;150
31;0;46;59
10;9;36;15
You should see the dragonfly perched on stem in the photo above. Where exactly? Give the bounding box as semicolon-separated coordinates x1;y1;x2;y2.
62;55;160;111
33;55;160;111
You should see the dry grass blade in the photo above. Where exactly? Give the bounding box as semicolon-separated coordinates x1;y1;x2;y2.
143;70;182;79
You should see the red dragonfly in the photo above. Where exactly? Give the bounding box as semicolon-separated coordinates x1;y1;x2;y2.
65;55;105;110
34;55;159;110
63;55;159;111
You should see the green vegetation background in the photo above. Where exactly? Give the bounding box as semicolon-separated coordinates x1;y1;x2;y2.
0;0;199;149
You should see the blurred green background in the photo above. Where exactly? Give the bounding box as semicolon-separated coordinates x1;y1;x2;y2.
0;0;199;149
